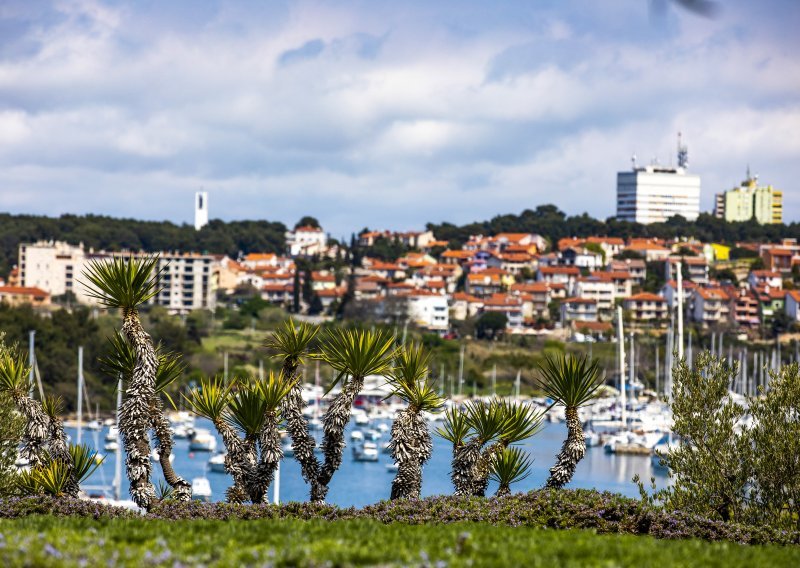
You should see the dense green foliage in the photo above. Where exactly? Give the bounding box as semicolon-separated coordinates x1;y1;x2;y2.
0;394;23;496
0;213;287;277
649;356;800;530
427;204;800;249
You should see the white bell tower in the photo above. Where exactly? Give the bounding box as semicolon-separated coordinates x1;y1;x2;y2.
195;191;208;231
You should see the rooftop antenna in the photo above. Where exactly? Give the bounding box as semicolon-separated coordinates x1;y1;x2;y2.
677;131;689;169
631;153;637;169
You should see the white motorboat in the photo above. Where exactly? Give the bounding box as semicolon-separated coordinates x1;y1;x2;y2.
105;426;119;443
386;462;399;472
189;429;218;452
353;442;379;462
191;477;212;502
354;413;369;426
150;448;175;464
363;429;381;441
376;423;389;433
86;419;103;431
350;430;364;441
104;440;119;452
172;424;191;439
208;453;227;473
584;430;600;448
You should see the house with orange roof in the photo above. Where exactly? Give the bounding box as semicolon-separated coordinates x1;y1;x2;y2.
486;251;536;275
286;225;327;257
660;279;698;308
557;237;585;251
450;292;484;320
440;249;474;265
748;270;783;290
691;288;731;326
560;297;598;323
785;290;800;323
585;237;626;258
537;266;580;289
560;247;603;271
758;241;798;272
242;252;278;269
0;286;50;307
311;271;337;291
490;233;547;253
358;230;390;247
622;293;668;323
316;287;347;311
398;252;437;269
466;271;506;297
510;282;552;318
406;290;449;332
725;285;760;327
666;256;709;284
574;276;616;314
260;283;294;305
753;285;786;322
607;258;646;284
481;294;524;329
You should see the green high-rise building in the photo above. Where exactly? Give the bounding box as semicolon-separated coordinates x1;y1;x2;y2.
713;172;782;224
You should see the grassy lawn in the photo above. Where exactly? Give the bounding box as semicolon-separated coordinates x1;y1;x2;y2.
1;516;798;567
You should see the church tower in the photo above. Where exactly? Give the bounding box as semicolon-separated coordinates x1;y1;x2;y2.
195;191;208;231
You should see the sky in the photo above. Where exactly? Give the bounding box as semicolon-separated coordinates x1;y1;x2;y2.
0;0;798;237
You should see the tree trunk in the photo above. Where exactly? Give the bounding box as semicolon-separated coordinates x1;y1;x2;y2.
150;397;191;501
472;442;504;497
214;418;253;503
452;437;482;496
390;408;431;500
46;415;79;498
119;309;157;510
317;375;365;502
495;484;511;498
14;395;49;469
252;413;283;503
280;362;322;501
545;406;585;489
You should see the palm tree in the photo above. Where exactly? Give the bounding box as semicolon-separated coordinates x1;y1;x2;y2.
386;343;444;500
438;400;505;496
314;327;396;502
185;377;250;502
537;353;601;489
82;254;165;509
252;372;295;502
99;330;191;501
490;447;532;497
41;395;79;497
0;346;50;468
472;400;543;497
264;320;321;499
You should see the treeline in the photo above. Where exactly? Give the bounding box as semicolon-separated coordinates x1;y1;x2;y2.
427;205;800;249
0;213;287;277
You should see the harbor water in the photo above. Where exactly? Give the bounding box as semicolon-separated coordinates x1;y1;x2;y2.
69;417;669;506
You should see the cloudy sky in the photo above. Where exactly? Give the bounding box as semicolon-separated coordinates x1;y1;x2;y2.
1;0;798;236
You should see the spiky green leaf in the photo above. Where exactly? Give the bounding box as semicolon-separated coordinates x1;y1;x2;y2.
81;255;163;310
537;353;602;409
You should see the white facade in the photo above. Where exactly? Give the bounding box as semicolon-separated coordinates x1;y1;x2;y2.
19;241;93;303
152;253;217;314
616;165;701;224
406;293;449;332
286;226;327;257
195;192;209;231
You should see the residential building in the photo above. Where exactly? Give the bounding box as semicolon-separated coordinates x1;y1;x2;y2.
537;266;580;289
560;247;603;271
286;225;327;257
18;240;92;303
714;173;783;224
608;259;646;284
691;288;730;326
560;298;598;323
152;252;217;314
510;282;552;319
574;277;615;315
450;292;484;320
406;291;449;332
748;270;783;291
0;286;50;307
616;160;701;224
623;293;668;323
727;286;760;327
785;290;800;323
482;294;524;329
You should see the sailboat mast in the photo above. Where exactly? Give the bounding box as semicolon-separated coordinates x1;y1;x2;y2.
617;307;626;428
677;263;684;360
77;346;84;445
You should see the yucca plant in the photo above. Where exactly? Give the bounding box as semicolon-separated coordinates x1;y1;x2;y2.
14;469;41;495
265;320;321;499
252;372;296;502
68;443;104;485
0;346;49;469
99;330;191;502
387;343;443;500
490;446;533;497
537;353;601;489
82;254;164;509
471;401;543;497
438;399;506;496
40;395;78;497
184;377;251;502
30;459;72;497
313;327;397;502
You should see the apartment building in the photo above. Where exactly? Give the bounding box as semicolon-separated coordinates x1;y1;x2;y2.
406;291;449;332
18;240;92;303
622;293;668;323
691;288;730;326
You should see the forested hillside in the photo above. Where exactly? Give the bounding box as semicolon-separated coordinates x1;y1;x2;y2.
0;214;287;277
427;205;800;249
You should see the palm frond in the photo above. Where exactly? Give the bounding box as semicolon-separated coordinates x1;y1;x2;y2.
225;380;268;437
184;377;232;422
81;255;163;309
32;460;72;497
68;443;104;484
497;400;544;444
0;347;32;396
436;407;472;446
41;395;65;420
464;399;505;442
316;327;397;392
388;343;431;387
98;330;135;381
155;479;175;501
155;348;186;409
264;319;319;364
392;378;444;413
537;353;601;409
14;469;41;495
254;371;296;412
489;446;533;487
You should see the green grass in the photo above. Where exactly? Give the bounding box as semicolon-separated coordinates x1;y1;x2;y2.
1;516;798;567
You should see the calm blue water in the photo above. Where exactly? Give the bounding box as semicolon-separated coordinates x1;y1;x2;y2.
68;418;668;506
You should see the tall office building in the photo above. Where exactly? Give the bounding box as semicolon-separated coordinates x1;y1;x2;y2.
713;171;783;224
195;191;209;231
616;135;701;224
